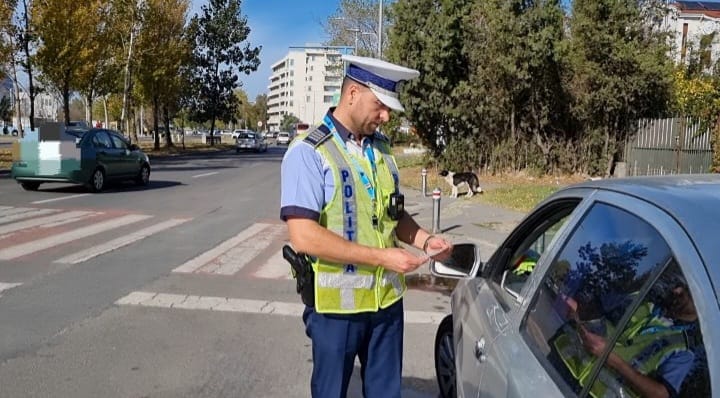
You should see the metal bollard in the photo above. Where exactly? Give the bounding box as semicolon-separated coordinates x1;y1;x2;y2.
431;188;441;234
421;168;428;197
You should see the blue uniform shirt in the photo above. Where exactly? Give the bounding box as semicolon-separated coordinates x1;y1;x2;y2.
280;109;381;222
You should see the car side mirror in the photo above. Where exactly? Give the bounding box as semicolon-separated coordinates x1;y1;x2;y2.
429;243;480;278
129;144;139;151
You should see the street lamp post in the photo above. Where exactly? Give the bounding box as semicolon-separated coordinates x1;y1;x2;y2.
347;28;360;55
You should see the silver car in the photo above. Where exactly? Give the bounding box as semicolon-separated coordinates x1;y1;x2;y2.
432;175;718;398
235;131;267;153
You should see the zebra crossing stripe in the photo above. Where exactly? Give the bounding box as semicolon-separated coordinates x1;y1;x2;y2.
0;208;61;225
0;214;152;260
115;291;446;324
201;224;286;275
55;218;191;264
0;210;95;236
173;223;273;274
0;207;35;218
0;282;22;295
31;194;91;204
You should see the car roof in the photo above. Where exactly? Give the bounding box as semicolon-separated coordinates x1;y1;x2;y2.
559;174;720;288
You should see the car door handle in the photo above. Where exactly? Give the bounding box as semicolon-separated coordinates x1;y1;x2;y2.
475;338;487;363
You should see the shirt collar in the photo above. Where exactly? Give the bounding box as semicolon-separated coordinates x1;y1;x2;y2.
327;107;373;147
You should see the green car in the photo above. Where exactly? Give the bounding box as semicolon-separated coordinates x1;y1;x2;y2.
11;128;151;193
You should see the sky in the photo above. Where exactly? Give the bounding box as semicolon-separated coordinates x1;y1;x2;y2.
190;0;342;101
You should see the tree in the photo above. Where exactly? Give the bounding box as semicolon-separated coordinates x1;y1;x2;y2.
135;0;191;149
387;0;472;160
252;93;268;132
187;0;261;145
458;0;570;174
33;0;103;125
14;0;40;131
671;34;720;172
0;0;15;65
112;0;147;137
75;2;118;129
280;114;300;132
566;0;674;176
324;0;389;57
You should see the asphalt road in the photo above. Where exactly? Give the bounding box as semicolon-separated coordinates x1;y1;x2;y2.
0;143;452;398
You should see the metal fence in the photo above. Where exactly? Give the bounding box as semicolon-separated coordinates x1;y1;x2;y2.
623;117;713;176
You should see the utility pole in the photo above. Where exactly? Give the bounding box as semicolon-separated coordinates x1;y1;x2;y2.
378;0;383;58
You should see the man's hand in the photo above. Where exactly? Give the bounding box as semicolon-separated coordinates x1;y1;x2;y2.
424;236;453;262
380;247;431;274
579;325;607;357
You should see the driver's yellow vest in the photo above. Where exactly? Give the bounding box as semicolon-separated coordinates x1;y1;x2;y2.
300;127;407;314
553;302;688;398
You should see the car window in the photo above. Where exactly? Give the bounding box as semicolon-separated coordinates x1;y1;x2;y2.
108;133;129;150
520;202;710;397
489;200;577;302
239;133;255;139
92;131;113;149
585;262;710;398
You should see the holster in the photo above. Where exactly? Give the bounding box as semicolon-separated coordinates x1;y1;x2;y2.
282;245;315;307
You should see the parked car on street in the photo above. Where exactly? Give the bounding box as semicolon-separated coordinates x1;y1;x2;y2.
235;130;267;153
11;127;150;192
431;175;717;398
276;131;292;145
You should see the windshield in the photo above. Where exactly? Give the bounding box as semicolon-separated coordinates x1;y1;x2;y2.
239;133;255;139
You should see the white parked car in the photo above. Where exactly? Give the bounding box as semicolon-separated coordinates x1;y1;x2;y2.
276;131;292;145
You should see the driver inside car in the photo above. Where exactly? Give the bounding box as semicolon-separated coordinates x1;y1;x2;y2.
550;267;704;398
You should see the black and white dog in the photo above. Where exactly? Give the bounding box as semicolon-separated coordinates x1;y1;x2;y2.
439;170;483;198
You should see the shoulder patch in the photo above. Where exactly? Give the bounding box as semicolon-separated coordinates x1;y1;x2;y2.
303;124;332;148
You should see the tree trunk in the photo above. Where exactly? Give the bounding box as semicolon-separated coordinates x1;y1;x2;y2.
153;96;160;150
163;104;173;148
63;79;71;126
210;117;216;146
21;0;35;131
120;7;139;134
103;96;109;128
85;93;93;126
9;36;23;136
603;127;611;178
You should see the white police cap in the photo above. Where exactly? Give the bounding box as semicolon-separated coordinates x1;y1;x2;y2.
342;54;420;112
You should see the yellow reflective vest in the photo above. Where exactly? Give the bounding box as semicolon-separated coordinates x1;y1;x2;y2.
299;125;407;314
553;302;689;398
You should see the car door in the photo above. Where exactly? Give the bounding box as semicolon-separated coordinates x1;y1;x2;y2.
90;130;118;176
453;193;585;398
107;131;137;176
477;189;715;398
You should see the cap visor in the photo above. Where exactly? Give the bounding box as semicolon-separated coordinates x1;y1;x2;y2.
370;88;404;112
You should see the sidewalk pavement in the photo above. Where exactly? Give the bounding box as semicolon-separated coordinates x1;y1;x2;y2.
402;185;527;261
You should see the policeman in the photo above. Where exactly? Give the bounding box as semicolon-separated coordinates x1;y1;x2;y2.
280;55;453;398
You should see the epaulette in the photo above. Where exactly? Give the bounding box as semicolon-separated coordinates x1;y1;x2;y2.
303;124;332;148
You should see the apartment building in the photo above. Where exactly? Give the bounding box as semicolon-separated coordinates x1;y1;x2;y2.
266;45;351;132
